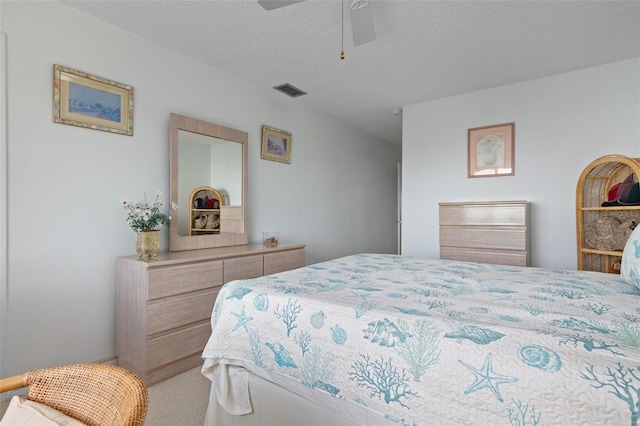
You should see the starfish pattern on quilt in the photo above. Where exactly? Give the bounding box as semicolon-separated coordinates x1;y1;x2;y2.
231;305;253;332
458;353;518;402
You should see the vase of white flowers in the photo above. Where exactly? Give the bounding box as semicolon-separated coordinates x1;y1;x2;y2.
120;191;171;259
135;230;161;259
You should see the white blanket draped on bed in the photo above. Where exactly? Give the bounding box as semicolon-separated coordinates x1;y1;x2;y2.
202;253;640;425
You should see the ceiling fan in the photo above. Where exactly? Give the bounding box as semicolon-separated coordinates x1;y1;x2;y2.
257;0;376;47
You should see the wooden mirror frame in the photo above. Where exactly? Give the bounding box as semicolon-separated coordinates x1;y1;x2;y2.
169;113;248;251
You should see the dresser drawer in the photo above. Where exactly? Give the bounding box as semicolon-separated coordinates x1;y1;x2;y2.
224;255;263;283
264;249;305;275
148;261;222;300
439;203;527;226
146;322;211;370
440;247;528;267
440;227;527;251
147;288;219;336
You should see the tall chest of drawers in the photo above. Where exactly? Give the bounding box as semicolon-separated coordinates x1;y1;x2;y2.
439;201;530;267
116;243;305;385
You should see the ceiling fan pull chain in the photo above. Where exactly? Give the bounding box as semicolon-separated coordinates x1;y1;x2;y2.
340;0;345;60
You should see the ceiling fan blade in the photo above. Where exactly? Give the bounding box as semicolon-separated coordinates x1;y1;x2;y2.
350;0;375;46
258;0;306;10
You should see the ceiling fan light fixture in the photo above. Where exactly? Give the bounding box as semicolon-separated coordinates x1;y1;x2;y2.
273;83;307;98
350;0;375;46
350;0;368;10
257;0;305;10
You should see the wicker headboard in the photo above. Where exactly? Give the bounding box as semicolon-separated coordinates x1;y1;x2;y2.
439;200;530;267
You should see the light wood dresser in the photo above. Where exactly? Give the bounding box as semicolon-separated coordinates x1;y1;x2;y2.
116;243;305;385
439;201;530;267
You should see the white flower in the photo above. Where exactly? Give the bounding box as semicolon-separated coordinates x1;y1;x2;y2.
120;191;171;232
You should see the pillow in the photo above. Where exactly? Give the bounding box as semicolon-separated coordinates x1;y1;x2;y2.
620;222;640;289
608;182;621;201
616;174;636;203
0;396;86;426
619;182;640;205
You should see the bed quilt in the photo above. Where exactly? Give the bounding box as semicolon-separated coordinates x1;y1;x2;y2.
202;254;640;425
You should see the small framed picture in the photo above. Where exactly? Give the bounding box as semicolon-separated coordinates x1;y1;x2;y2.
468;122;514;178
53;64;133;135
261;125;292;164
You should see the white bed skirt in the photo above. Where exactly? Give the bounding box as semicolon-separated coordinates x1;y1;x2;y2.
203;363;391;426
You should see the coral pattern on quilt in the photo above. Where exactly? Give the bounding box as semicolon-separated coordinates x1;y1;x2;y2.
202;254;640;425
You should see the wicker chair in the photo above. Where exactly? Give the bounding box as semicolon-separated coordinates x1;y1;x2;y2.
0;363;148;426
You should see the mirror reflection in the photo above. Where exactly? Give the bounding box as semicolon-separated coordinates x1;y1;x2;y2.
169;113;248;252
177;130;243;236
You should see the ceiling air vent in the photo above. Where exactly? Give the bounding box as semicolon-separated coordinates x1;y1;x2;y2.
273;83;307;98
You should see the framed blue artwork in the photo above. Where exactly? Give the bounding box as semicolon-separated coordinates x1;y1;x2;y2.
53;64;133;136
261;125;292;164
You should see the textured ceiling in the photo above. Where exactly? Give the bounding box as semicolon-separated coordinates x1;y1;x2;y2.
61;0;640;146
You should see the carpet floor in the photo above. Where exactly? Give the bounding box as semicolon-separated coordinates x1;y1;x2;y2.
146;364;210;425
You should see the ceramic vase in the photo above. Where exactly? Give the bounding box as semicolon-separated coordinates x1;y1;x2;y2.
136;230;160;259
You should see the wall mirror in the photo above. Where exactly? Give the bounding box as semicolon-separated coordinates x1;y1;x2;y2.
169;113;248;251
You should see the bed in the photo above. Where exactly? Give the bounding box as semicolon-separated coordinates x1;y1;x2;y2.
201;253;640;425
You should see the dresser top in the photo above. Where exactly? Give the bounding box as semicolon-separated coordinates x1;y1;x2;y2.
439;200;528;207
118;243;306;267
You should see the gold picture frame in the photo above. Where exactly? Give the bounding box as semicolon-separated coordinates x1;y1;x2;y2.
468;122;515;178
261;125;292;164
53;64;133;135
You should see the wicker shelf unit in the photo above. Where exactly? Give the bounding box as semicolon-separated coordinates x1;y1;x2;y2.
576;154;640;274
189;186;224;236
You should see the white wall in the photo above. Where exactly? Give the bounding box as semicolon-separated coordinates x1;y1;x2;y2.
402;58;640;269
1;31;8;387
0;1;400;377
210;143;242;207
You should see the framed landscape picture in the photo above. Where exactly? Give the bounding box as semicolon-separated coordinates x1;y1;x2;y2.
261;125;292;164
53;64;133;135
468;122;515;178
